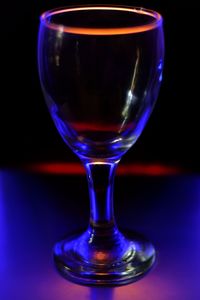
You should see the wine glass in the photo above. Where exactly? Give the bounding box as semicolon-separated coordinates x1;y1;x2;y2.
38;5;164;286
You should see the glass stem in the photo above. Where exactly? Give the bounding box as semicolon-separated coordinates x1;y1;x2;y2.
84;161;119;236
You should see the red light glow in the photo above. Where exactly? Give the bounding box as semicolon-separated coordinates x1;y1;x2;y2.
24;162;181;176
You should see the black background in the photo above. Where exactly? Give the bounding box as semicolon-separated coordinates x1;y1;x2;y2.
1;1;199;170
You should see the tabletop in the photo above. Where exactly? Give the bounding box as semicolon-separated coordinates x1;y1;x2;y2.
0;163;200;300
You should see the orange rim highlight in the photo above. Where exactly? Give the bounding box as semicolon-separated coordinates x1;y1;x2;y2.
40;6;163;35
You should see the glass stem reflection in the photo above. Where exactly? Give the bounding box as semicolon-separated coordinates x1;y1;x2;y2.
84;161;119;236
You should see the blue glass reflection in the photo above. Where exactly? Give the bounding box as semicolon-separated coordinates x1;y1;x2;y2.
158;59;163;82
90;287;114;300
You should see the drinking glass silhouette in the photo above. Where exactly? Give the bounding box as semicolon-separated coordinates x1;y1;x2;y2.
38;5;164;285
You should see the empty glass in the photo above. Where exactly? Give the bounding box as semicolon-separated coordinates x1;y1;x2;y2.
38;5;164;285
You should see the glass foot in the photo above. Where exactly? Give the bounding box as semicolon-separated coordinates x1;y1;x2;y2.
53;230;156;286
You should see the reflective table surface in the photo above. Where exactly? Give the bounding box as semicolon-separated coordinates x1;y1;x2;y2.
0;163;199;299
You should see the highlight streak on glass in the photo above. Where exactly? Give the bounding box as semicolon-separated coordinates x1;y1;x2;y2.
120;48;140;130
41;6;162;36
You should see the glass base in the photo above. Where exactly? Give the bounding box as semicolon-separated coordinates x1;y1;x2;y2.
53;229;156;286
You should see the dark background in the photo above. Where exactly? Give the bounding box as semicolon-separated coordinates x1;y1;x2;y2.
1;1;199;170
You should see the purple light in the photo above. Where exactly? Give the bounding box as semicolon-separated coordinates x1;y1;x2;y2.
0;170;199;298
0;172;7;277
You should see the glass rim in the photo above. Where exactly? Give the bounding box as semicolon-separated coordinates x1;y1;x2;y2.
40;5;163;35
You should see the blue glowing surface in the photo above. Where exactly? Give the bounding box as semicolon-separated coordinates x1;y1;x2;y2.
0;170;200;299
